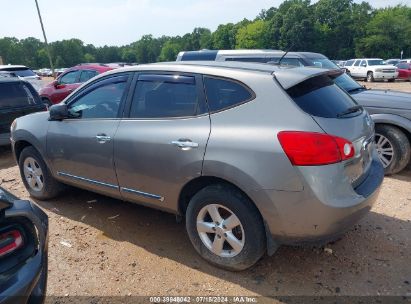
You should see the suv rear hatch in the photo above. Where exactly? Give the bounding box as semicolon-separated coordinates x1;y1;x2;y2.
277;69;375;187
0;80;46;137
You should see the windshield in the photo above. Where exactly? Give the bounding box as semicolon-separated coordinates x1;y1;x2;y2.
305;58;339;69
334;73;363;92
0;67;36;77
367;60;384;66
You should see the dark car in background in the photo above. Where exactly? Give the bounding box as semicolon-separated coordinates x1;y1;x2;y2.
39;63;113;105
0;79;47;146
396;62;411;81
0;187;48;304
177;49;411;174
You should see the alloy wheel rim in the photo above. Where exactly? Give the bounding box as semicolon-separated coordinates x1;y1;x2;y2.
23;157;44;191
375;134;394;168
196;204;245;258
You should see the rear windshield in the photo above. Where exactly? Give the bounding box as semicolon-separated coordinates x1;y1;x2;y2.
0;82;40;108
0;67;36;77
286;74;358;118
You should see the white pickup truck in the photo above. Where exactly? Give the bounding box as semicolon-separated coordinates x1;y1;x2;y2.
344;58;398;82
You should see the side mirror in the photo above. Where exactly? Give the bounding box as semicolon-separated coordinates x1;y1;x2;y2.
361;64;367;67
49;104;68;121
54;80;65;89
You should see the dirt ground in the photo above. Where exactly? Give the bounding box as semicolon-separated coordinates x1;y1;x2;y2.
0;81;410;302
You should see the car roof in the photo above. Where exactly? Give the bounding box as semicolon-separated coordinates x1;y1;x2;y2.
0;77;26;84
178;49;328;60
350;58;383;60
61;64;113;75
101;61;339;89
0;65;29;70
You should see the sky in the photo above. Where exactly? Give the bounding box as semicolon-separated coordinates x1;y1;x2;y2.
1;0;408;47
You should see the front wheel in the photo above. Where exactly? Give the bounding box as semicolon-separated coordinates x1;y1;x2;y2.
18;146;64;200
186;184;266;271
367;72;375;82
388;78;395;83
375;125;411;175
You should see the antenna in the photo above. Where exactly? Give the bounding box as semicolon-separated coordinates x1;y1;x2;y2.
278;42;296;65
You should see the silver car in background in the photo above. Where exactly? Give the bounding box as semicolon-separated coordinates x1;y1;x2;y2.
11;62;384;270
0;65;43;92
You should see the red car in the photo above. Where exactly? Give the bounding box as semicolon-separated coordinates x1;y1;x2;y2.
396;62;411;81
39;64;113;105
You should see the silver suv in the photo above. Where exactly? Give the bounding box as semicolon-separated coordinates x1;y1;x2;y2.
11;62;384;270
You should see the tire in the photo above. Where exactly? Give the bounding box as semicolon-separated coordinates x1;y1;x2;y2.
186;184;266;271
375;125;411;175
367;71;374;82
18;146;64;200
388;78;395;82
41;97;52;106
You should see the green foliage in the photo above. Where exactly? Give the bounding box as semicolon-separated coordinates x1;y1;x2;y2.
356;5;411;58
236;20;269;49
0;1;410;69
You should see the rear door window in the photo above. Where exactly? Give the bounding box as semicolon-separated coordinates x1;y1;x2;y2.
79;70;98;82
203;76;254;112
130;74;204;118
59;70;80;84
286;74;359;119
0;82;40;108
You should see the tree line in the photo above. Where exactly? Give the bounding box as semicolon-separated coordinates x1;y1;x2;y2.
0;0;410;69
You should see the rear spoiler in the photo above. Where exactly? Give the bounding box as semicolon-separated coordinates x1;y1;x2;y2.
273;68;343;90
0;188;15;211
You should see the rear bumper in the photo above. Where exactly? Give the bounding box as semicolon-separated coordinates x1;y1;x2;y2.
0;193;48;304
255;157;384;244
0;133;10;146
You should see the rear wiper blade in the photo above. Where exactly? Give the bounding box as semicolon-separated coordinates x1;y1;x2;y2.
337;105;363;118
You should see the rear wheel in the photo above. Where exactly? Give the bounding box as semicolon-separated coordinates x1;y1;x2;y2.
375;125;410;175
186;184;266;271
18;146;64;200
367;72;374;82
388;78;395;82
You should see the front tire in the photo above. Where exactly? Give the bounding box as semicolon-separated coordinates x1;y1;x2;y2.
367;72;374;82
18;146;64;200
186;184;266;271
375;125;410;175
41;97;52;106
388;78;395;83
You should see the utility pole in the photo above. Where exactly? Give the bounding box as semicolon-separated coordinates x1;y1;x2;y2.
34;0;55;77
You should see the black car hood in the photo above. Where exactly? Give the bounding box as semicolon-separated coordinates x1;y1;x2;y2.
0;187;14;211
352;89;411;110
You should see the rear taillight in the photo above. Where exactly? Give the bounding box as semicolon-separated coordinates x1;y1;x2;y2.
277;131;355;166
0;229;24;258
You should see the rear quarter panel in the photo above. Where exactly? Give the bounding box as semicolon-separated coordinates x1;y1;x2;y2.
203;71;325;211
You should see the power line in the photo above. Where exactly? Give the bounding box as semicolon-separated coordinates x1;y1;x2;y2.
34;0;55;77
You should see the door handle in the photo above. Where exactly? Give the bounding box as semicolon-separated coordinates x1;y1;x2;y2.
171;139;199;150
96;134;111;143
